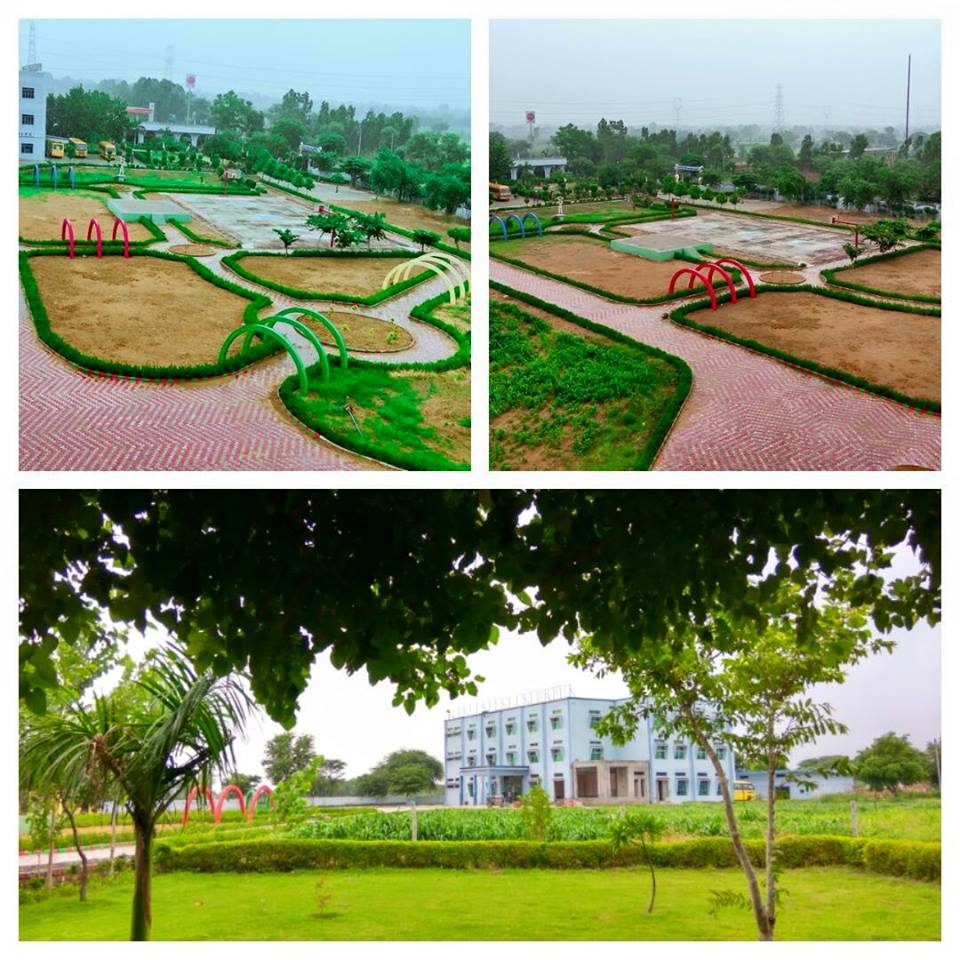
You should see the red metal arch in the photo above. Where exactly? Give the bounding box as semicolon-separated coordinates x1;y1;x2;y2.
689;262;737;303
112;218;130;258
182;785;216;826
247;785;274;821
711;257;756;298
214;783;247;821
61;218;75;259
86;218;103;258
669;267;718;311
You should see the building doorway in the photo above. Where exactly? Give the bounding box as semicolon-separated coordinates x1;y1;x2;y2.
576;767;598;798
553;776;565;801
656;777;670;802
609;766;628;798
634;772;647;799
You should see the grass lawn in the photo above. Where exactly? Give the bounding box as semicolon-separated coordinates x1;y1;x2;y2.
490;294;685;470
19;867;940;940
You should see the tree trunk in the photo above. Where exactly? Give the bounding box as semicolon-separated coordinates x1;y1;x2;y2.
131;821;153;941
765;752;777;936
45;805;57;891
63;804;89;902
684;706;772;940
109;798;118;876
641;838;656;913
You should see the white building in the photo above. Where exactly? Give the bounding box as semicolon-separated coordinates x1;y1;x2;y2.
19;63;48;162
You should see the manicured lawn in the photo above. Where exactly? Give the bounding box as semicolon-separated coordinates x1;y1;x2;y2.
19;867;940;940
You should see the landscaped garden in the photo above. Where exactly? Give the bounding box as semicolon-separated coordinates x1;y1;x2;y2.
823;245;941;303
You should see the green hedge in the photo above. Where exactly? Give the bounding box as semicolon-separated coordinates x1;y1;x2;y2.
19;211;165;248
153;835;939;881
278;290;470;471
821;244;941;303
222;249;434;304
20;247;279;380
671;284;940;413
490;281;691;469
174;220;236;248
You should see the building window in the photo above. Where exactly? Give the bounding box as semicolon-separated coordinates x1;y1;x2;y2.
676;777;689;797
506;752;516;765
589;744;603;761
698;778;711;797
22;114;34;125
654;741;667;760
467;728;476;740
21;142;34;155
551;747;564;762
527;749;539;763
467;756;476;767
589;711;602;730
486;752;497;765
716;780;723;796
22;87;35;99
467;781;474;797
526;718;538;732
485;724;496;738
505;720;516;735
550;715;563;730
696;746;707;760
674;743;687;760
716;747;727;761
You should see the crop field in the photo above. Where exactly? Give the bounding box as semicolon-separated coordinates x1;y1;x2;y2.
19;867;940;940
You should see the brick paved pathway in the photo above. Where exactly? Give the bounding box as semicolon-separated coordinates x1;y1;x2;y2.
20;221;465;471
491;260;940;471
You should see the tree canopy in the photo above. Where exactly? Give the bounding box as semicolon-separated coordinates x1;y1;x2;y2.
20;490;939;727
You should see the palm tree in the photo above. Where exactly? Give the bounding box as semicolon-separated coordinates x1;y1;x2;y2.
20;645;253;940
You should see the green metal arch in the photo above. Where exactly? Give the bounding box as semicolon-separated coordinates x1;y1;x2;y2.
248;315;331;383
272;307;349;370
218;323;309;394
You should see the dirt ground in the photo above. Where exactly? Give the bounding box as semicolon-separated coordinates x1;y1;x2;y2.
235;255;418;299
405;368;471;464
294;309;414;352
31;256;252;367
333;196;464;237
688;291;939;402
758;202;931;228
431;300;471;336
497;235;707;300
19;193;153;242
833;248;941;299
167;243;217;257
759;271;806;285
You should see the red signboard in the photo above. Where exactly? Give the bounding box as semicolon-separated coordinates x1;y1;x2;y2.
185;74;196;89
525;111;535;123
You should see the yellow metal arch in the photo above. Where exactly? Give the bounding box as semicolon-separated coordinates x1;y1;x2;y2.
382;252;470;304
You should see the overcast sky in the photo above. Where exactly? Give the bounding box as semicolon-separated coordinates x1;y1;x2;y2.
490;19;941;130
19;19;470;110
108;541;940;781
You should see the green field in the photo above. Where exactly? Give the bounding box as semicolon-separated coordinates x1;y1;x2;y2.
19;867;940;940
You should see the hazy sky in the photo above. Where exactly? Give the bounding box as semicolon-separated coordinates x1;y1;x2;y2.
105;542;940;781
19;19;470;110
490;19;941;130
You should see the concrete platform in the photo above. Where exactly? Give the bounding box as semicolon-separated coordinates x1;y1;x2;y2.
106;198;192;224
610;235;713;261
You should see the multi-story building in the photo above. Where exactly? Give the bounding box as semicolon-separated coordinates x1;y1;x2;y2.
19;64;48;162
444;691;736;806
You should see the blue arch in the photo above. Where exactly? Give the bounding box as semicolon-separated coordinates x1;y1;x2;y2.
505;213;525;239
488;215;507;240
521;212;543;237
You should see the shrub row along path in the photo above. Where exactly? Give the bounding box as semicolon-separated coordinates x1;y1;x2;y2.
490;255;940;471
19;204;462;471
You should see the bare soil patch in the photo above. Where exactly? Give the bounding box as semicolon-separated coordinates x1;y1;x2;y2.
333;196;464;237
31;256;253;367
294;309;414;352
236;255;418;298
688;291;939;402
168;243;217;257
834;248;940;300
406;369;471;464
497;235;707;300
759;271;806;285
760;202;931;228
19;193;153;242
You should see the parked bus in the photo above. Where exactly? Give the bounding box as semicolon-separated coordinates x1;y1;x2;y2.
68;137;88;158
99;140;117;161
733;780;758;801
45;136;68;159
489;182;512;201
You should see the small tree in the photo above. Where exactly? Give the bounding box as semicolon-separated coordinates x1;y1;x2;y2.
843;241;864;263
447;226;471;250
854;734;929;794
332;227;363;250
610;809;665;913
272;757;323;826
412;229;441;253
274;228;299;254
518;783;552;841
329;173;349;193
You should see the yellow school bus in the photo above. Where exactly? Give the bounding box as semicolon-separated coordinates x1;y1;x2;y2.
489;181;513;201
68;137;88;158
733;780;758;801
45;136;67;159
99;140;117;161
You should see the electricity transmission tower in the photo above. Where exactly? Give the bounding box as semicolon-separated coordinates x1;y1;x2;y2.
774;85;784;132
27;21;37;63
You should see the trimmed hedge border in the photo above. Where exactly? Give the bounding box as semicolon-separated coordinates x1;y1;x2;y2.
174;220;236;248
153;835;940;882
821;243;941;304
491;239;741;306
490;207;695;240
490;280;691;470
20;247;280;381
671;284;940;414
19;211;166;249
278;290;470;472
222;249;435;304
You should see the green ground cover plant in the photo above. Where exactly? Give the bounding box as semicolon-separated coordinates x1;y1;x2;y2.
489;294;688;470
279;292;470;471
822;244;941;303
19;248;279;380
671;284;941;412
19;867;940;940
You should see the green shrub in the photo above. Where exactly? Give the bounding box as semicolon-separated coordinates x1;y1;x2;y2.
861;839;940;882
